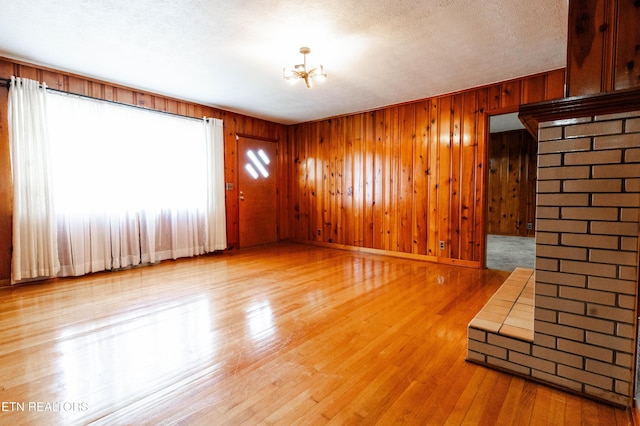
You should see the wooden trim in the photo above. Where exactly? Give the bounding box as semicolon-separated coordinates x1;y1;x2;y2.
519;87;640;137
236;133;279;142
294;239;481;268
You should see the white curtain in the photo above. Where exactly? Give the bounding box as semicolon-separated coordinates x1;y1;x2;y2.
8;77;60;282
8;78;227;281
204;118;227;251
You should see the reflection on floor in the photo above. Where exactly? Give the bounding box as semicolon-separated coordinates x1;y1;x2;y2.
486;234;535;272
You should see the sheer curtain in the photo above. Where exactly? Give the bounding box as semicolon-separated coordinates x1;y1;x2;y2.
9;77;227;282
8;77;60;282
204;118;227;251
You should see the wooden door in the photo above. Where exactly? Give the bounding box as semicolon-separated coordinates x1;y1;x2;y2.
238;137;278;247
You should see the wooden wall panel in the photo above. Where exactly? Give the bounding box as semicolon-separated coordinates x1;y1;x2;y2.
0;57;286;282
287;70;565;266
615;0;640;90
567;0;640;96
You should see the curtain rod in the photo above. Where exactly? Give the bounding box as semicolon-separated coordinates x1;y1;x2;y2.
0;77;211;123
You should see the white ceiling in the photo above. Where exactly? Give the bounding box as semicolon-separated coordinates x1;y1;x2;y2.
0;0;568;125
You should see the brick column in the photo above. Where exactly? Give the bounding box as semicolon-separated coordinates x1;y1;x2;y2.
534;111;640;405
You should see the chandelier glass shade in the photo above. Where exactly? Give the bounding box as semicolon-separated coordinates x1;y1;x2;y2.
283;47;327;88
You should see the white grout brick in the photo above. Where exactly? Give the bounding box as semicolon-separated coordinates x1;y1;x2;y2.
535;320;585;341
537;245;587;261
535;257;559;271
561;207;619;221
625;179;640;192
536;219;587;233
616;322;635;339
536;295;585;315
467;327;487;342
532;345;582;368
558;312;614;334
565;150;621;165
592;164;640;179
537;166;591;180
563;179;622;193
558;364;613;390
561;233;619;249
619;266;638;281
589;249;637;265
536;270;586;287
538;153;563;167
538;126;563;141
586;359;632;381
565;120;622;138
537;193;590;206
590;221;639;236
625;149;640;163
626;118;640;133
468;339;507;359
534;307;558;322
487;356;531;376
537;207;560;218
538;138;590;154
620;208;640;222
620;236;638;250
537;180;561;193
586;304;635;324
588;276;636;295
560;260;617;278
618;295;636;311
592;193;640;207
487;334;532;354
585;331;634;353
533;332;557;349
594;132;640;149
509;351;555;374
557;338;612;362
536;232;560;245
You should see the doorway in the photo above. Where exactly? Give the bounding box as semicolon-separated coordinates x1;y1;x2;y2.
237;136;278;248
485;112;536;271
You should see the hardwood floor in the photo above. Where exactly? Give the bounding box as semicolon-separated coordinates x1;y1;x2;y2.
0;243;632;425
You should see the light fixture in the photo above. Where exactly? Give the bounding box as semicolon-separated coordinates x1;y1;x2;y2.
283;47;327;88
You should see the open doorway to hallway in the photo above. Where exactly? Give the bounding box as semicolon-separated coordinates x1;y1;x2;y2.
486;112;537;271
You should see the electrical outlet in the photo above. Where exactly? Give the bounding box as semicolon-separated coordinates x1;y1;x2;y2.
439;241;445;250
317;229;321;236
527;223;533;230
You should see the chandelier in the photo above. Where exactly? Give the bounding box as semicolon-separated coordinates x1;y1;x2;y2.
283;47;327;88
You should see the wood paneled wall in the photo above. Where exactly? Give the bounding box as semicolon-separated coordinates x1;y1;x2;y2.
567;0;640;96
0;57;287;283
285;69;565;266
486;130;537;237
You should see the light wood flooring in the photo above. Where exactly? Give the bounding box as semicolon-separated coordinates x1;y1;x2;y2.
0;243;633;425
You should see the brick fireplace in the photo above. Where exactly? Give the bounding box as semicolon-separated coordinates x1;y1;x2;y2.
468;91;640;407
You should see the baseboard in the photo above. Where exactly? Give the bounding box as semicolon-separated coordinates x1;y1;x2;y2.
292;239;481;268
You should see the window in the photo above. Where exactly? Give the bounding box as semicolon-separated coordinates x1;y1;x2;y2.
8;77;226;282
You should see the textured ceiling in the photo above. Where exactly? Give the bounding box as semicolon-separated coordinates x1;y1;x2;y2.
0;0;568;125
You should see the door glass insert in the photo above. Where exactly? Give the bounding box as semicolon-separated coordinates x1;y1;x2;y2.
245;149;271;179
